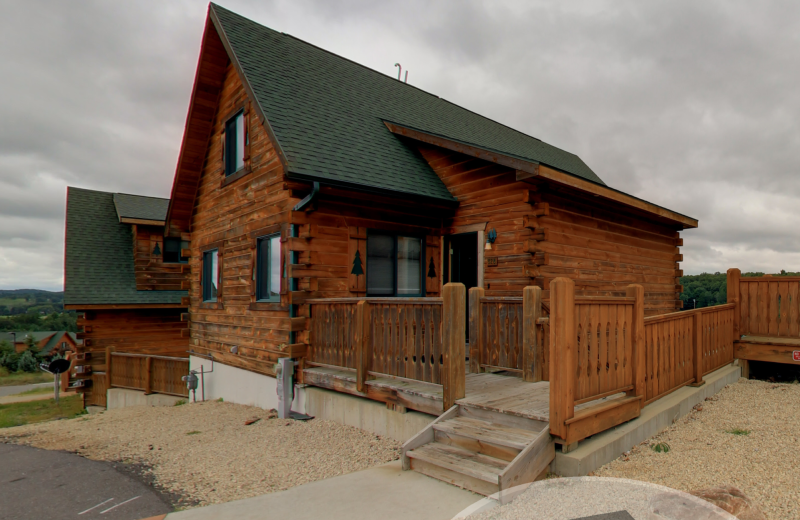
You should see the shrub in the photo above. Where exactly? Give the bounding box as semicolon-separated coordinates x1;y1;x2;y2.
16;350;39;373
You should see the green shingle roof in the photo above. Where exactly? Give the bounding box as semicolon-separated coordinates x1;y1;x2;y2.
64;187;186;306
210;4;604;202
113;193;169;222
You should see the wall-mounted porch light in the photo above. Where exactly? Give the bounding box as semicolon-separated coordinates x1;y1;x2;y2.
485;228;497;250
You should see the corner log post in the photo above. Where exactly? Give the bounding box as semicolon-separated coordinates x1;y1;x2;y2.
549;277;576;440
443;283;466;410
468;287;484;374
105;346;115;392
523;286;543;382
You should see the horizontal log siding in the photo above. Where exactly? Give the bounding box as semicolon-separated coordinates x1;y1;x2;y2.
188;62;294;376
133;224;188;291
75;308;188;406
416;144;684;315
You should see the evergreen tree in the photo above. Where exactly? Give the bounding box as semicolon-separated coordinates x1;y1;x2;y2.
17;350;39;372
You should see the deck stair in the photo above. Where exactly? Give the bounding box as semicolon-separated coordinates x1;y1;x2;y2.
402;404;555;496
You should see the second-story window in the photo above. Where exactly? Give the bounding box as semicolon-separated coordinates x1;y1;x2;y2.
256;234;281;302
224;111;245;176
163;237;189;264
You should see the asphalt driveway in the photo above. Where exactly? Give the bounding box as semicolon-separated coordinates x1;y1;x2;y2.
0;443;171;520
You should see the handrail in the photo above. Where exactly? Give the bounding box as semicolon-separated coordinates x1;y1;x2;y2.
110;352;189;362
306;297;442;304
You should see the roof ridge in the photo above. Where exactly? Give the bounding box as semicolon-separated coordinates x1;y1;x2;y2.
211;3;548;148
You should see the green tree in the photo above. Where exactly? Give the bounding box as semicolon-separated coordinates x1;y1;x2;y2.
16;350;39;372
0;340;19;372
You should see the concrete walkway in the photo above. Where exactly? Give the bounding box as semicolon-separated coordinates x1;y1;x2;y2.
0;382;51;398
166;460;479;520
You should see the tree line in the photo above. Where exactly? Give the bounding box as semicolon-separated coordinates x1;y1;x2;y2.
679;270;800;309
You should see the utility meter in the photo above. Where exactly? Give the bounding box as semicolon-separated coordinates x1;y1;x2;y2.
275;358;294;419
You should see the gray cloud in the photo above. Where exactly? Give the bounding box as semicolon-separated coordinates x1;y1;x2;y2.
2;0;800;290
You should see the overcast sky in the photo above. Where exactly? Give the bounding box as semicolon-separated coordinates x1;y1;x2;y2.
2;0;800;291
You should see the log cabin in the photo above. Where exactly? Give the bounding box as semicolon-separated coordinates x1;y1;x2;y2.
168;4;697;412
0;331;77;357
63;187;189;407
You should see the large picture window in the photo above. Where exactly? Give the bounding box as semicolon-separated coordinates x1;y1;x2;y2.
224;111;245;176
367;233;423;297
256;234;281;302
202;249;219;302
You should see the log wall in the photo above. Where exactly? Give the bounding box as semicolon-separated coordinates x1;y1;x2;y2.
133;224;188;291
415;144;684;316
75;308;188;406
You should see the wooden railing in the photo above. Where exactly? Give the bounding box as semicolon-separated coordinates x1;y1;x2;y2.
699;303;736;375
642;310;696;404
108;350;190;398
549;280;642;444
468;287;549;382
306;283;466;409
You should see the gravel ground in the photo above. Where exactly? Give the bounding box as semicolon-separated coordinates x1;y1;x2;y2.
0;400;401;508
595;378;800;520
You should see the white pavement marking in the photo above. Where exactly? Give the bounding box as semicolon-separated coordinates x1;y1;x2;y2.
100;496;141;514
78;498;115;515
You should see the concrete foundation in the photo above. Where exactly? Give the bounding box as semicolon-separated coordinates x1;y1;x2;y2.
106;388;185;409
189;356;301;410
301;386;437;443
552;363;742;476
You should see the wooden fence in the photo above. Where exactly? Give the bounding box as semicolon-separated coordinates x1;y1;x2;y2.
107;350;190;398
468;287;549;382
736;272;800;337
306;283;466;408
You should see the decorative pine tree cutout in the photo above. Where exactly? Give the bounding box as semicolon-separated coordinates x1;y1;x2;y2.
152;243;161;256
427;256;436;278
351;249;364;276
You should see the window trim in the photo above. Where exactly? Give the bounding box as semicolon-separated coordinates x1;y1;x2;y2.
255;233;282;303
366;231;426;297
202;249;220;303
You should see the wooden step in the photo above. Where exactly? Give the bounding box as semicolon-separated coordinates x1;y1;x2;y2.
406;443;507;496
433;417;538;461
457;403;548;432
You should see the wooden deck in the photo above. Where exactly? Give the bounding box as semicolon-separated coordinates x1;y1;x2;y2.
303;367;618;420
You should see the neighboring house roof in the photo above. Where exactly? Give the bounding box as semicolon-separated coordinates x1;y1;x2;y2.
208;3;604;202
40;331;77;355
113;193;170;222
64;187;186;306
0;331;54;344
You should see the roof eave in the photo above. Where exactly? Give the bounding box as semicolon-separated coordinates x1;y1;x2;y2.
385;121;698;229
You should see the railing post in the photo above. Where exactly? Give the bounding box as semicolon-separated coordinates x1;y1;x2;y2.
144;356;153;394
355;300;371;393
727;268;741;339
626;284;645;399
468;287;484;374
443;283;466;410
691;309;705;386
523;286;543;382
549;278;575;440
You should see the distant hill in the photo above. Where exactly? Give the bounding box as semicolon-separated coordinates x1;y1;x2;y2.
0;290;64;316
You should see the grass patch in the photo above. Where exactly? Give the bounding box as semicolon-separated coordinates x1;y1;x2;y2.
13;387;55;396
0;371;53;387
0;395;84;428
174;399;187;406
186;430;201;435
725;428;751;436
651;442;671;453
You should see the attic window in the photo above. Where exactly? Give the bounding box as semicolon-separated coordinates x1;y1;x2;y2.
163;237;189;264
224;111;246;176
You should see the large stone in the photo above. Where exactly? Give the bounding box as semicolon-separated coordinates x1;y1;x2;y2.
689;485;766;520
